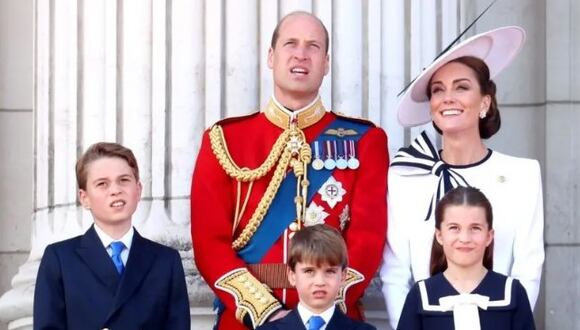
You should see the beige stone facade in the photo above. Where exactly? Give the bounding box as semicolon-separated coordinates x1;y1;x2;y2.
0;0;578;329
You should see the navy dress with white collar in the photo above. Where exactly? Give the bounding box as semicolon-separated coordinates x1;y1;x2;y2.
397;271;535;330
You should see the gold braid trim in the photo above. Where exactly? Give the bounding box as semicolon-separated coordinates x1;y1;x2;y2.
209;125;290;182
209;123;311;251
233;179;254;235
231;147;292;250
215;268;282;328
336;267;365;313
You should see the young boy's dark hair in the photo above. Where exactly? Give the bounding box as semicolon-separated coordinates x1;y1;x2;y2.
75;142;140;190
288;224;348;271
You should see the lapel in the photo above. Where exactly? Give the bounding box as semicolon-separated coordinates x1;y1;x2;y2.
106;229;158;319
281;310;307;330
75;225;121;293
326;307;351;330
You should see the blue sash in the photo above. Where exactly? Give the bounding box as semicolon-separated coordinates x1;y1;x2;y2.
237;117;372;263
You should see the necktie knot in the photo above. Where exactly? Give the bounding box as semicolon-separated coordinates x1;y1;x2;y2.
110;241;125;275
432;160;447;176
391;130;470;221
308;315;325;330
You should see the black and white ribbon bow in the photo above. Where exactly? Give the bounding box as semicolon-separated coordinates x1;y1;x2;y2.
440;293;489;330
391;131;470;220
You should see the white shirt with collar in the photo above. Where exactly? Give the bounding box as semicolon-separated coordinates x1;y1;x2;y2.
297;302;335;330
93;224;134;266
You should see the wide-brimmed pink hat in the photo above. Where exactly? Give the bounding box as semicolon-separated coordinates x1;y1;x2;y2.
397;26;526;127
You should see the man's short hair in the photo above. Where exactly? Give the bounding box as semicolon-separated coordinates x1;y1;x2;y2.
76;142;140;190
288;224;347;271
270;11;330;54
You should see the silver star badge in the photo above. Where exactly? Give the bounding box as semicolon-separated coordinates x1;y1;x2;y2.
287;135;303;155
304;202;329;226
318;176;346;209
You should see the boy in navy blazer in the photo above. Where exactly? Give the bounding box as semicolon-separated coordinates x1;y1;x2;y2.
33;142;190;330
257;225;376;330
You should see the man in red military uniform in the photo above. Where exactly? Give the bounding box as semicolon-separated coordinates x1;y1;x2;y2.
191;11;388;330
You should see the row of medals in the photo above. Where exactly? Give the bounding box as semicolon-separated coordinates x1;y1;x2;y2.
311;139;360;171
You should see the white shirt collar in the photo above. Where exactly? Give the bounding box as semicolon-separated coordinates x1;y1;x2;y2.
93;224;134;251
297;302;335;330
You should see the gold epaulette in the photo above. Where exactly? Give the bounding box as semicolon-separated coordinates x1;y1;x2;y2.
211;111;260;128
336;267;365;313
209;124;290;183
332;111;377;128
215;268;282;328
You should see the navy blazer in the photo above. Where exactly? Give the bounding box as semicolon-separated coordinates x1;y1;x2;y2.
33;225;190;330
256;308;377;330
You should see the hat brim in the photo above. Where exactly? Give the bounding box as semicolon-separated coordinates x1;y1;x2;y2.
397;26;526;127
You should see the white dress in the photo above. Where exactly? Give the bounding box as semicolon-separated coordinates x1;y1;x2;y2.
380;131;544;330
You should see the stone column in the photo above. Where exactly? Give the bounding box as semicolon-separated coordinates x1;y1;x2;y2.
0;1;461;329
0;0;202;328
545;1;580;329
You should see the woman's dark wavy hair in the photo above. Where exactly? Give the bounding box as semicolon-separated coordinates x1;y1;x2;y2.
427;56;501;139
430;186;494;275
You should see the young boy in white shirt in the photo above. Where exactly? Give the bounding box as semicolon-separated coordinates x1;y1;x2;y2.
34;142;190;329
257;224;376;330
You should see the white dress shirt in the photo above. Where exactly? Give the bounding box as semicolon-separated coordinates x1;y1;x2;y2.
94;224;134;266
297;302;335;330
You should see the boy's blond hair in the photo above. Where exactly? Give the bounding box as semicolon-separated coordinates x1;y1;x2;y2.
288;224;348;271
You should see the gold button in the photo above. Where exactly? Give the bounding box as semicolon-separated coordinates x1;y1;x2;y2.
289;222;299;232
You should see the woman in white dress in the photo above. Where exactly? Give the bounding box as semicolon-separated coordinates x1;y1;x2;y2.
380;26;544;330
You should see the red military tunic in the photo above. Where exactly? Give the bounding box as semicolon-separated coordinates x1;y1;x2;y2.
191;97;388;329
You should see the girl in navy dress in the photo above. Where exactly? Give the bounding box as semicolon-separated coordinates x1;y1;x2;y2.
397;186;535;330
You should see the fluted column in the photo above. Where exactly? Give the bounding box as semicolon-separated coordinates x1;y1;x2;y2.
0;0;198;328
381;0;406;156
0;1;461;329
